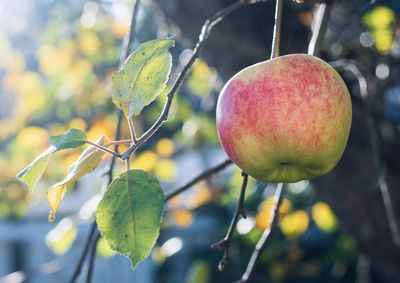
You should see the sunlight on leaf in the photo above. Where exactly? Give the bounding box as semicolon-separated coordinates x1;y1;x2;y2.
47;135;106;222
112;38;175;117
96;170;165;268
48;128;87;150
17;128;88;192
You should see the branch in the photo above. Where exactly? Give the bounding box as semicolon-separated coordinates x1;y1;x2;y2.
68;222;97;283
166;158;233;200
307;2;332;56
85;232;101;283
68;1;141;282
120;0;272;160
329;59;400;249
271;0;283;59
237;183;284;283
211;172;248;271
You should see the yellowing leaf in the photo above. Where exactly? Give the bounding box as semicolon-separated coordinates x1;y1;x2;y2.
112;38;175;117
312;202;339;233
47;136;106;222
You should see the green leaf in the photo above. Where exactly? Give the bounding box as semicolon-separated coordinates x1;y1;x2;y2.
47;135;106;222
16;147;54;192
48;128;87;150
96;170;165;268
17;128;88;191
112;38;175;117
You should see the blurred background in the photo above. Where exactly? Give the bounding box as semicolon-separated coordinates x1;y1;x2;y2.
0;0;400;282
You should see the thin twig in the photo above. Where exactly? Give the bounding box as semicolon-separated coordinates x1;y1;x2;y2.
307;2;332;56
85;232;101;283
120;0;272;160
237;183;284;283
271;0;283;59
85;141;122;158
166;159;233;200
329;59;400;249
106;139;132;146
68;222;97;283
211;172;248;271
68;1;141;282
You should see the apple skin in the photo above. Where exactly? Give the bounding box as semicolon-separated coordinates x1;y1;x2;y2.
216;54;352;183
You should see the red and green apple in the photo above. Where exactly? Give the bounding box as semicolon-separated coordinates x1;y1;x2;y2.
216;54;352;183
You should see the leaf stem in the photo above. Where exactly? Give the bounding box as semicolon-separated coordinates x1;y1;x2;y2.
85;141;122;158
127;117;138;145
106;139;133;146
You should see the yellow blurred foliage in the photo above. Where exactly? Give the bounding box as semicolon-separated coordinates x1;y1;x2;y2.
132;150;158;171
111;20;130;37
45;218;77;255
15;126;49;150
69;118;87;131
171;209;193;228
97;237;116;258
187;59;217;97
154;159;177;182
79;32;101;55
187;182;213;209
156;138;175;157
363;6;396;53
280;210;309;239
256;197;292;230
312;201;339;233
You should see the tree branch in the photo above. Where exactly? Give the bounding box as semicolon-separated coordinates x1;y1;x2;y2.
85;232;101;283
211;172;248;271
329;59;400;249
85;141;122;158
271;0;283;59
237;183;284;283
68;1;141;282
307;2;332;56
120;0;272;160
166;158;233;200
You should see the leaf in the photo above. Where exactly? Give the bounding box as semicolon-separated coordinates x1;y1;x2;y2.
48;128;87;150
112;38;175;117
96;170;165;268
17;128;88;191
47;135;106;222
16;147;54;192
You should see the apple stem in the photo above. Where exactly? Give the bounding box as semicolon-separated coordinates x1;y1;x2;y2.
271;0;283;59
238;182;284;283
211;172;249;271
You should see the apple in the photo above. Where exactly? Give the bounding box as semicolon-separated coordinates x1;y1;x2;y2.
216;54;352;183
